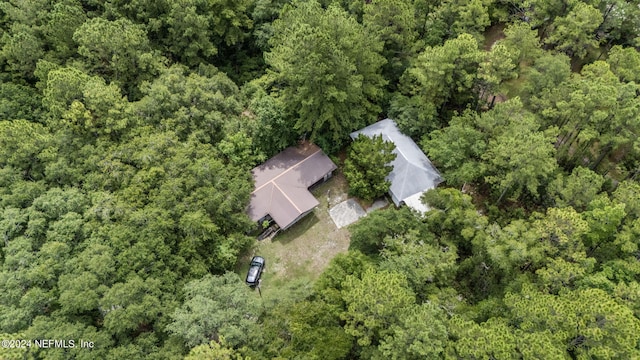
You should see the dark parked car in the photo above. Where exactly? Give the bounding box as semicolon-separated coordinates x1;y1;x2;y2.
245;256;265;288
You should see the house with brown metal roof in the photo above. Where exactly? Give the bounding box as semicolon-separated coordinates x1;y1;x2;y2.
247;142;337;231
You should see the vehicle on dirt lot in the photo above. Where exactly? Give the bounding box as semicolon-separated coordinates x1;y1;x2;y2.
245;256;265;288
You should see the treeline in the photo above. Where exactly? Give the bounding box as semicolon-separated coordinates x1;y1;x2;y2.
1;0;639;359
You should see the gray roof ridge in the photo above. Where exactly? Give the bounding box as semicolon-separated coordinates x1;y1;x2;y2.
391;143;432;171
391;136;409;163
396;162;412;200
387;129;432;170
406;156;433;172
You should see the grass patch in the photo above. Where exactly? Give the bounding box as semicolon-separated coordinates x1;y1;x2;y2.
235;173;351;304
501;65;529;99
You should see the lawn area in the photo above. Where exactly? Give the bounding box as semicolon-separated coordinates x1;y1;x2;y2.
235;172;351;302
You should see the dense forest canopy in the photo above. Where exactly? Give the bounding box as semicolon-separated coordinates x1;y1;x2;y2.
1;0;640;358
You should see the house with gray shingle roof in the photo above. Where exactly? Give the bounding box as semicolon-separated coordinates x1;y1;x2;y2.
350;119;442;213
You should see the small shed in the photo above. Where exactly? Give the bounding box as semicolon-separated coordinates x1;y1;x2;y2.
350;119;443;213
247;142;337;230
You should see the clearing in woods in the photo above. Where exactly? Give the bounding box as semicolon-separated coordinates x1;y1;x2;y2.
236;172;352;302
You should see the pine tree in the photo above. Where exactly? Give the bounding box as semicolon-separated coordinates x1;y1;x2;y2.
344;134;397;201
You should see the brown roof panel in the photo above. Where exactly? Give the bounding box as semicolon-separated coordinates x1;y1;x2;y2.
278;151;337;188
248;143;336;229
247;185;274;222
251;143;322;189
279;184;319;215
266;185;303;229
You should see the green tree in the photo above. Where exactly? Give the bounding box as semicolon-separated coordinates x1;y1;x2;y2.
41;66;91;121
607;45;640;83
536;61;640;170
43;0;87;60
40;66;132;139
318;0;364;20
341;269;416;349
450;0;490;38
240;84;295;157
0;176;46;209
73;17;150;70
0;0;50;79
65;79;131;138
506;285;640;358
363;0;418;87
612;180;640;219
167;272;261;348
522;52;572;111
482;101;558;203
457;203;598;297
0;24;44;80
533;207;591;260
501;21;543;65
164;0;224;64
344;134;397;201
99;276;164;340
30;187;90;223
0;120;55;180
275;300;353;360
251;0;290;51
547;166;605;210
535;254;596;295
57;243;115;316
184;337;245;360
0;0;51;27
0;235;39;332
545;3;603;59
22;316;113;359
422;0;490;46
595;0;640;47
523;0;573;34
447;316;519;359
484;206;589;283
0;82;44;121
0;207;29;246
265;1;386;148
481;219;540;276
349;206;425;255
72;17;161;94
161;0;253;66
95;130;254;278
582;194;627;259
134;65;241;143
378;303;448;359
478;43;519;103
0;332;33;360
380;231;458;299
314;250;374;309
392;33;483;136
423;110;486;187
102;0;168;25
422;187;487;252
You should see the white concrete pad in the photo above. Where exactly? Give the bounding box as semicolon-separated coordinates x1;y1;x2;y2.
329;199;366;228
403;192;431;214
